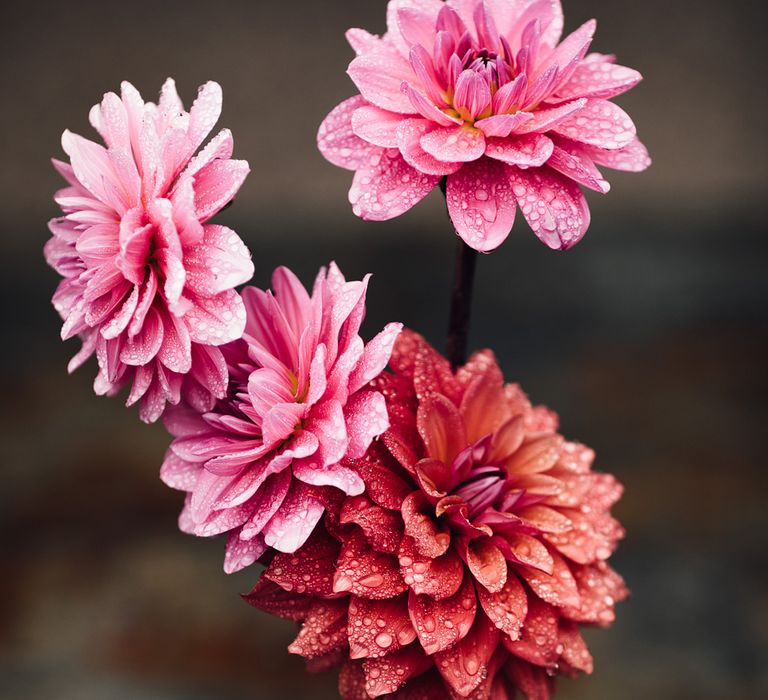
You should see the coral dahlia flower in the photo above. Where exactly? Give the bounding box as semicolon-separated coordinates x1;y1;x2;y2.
318;0;650;251
160;264;402;572
44;79;254;422
246;330;627;699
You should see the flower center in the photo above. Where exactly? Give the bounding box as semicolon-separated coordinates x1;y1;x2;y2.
447;438;507;519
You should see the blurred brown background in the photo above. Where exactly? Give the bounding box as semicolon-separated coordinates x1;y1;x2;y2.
1;1;766;698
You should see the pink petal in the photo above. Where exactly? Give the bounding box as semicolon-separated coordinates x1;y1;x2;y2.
387;0;444;57
552;98;636;150
420;125;486;163
187;81;223;156
509;167;591;250
534;19;596;93
351;105;403;147
347;44;416;114
346;28;382;55
475;112;534;138
344;390;389;460
262;482;326;553
157;308;193;374
547;145;610;193
184;289;247;346
120;306;163;365
402;82;460;127
192;158;250;222
485;133;554;167
185;225;254;296
408;44;447;106
515;98;587;134
556;58;642;102
446;158;518;252
453;70;492;121
396;119;463;176
580;136;651;172
507;0;565;50
223;532;266;574
318;96;378;171
349;149;440;221
349;322;403;393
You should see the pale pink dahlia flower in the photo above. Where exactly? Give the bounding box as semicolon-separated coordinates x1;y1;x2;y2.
160;264;403;573
319;0;650;252
45;79;254;422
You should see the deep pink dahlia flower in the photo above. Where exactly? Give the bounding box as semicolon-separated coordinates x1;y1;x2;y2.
44;79;254;422
319;0;650;251
160;264;402;572
246;330;626;699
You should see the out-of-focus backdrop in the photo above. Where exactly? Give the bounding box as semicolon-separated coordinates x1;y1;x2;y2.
1;1;765;698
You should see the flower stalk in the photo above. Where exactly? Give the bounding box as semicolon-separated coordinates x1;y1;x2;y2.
441;179;478;369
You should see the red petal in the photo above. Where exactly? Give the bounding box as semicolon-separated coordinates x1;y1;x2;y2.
465;538;508;593
402;491;451;558
408;575;476;655
459;373;511;443
347;595;417;659
504;658;553;700
339;661;368;700
434;613;500;697
350;442;414;510
503;598;560;667
519;549;581;609
333;531;407;600
241;577;312;621
417;393;467;464
341;495;404;554
288;598;348;659
476;574;528;641
264;527;340;597
558;620;593;674
399;537;465;600
362;645;433;697
562;562;628;626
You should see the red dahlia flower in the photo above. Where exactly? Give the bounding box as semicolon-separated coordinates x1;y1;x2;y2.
246;330;627;699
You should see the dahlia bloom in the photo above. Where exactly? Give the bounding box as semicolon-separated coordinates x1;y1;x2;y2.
160;264;402;573
44;79;254;422
246;330;626;699
318;0;650;251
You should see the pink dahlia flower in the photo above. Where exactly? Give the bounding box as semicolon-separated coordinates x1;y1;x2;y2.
160;264;403;573
44;79;254;422
319;0;650;251
246;330;627;699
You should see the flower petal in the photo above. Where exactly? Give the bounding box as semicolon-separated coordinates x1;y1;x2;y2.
446;158;518;252
509;167;591;250
318;96;378;171
420;125;486;163
349;149;440;221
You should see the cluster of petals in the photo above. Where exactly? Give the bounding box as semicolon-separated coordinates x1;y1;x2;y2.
246;330;627;699
318;0;650;252
160;263;403;573
45;79;254;422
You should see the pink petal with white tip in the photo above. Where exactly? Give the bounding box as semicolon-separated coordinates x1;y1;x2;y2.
446;158;518;252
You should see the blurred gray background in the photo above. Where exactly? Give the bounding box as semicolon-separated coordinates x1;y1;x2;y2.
1;1;766;699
